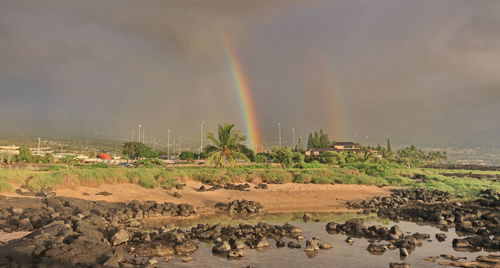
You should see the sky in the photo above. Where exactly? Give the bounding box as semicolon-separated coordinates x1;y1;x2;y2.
1;0;500;147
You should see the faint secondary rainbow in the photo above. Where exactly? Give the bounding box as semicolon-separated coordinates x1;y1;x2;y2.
222;37;262;150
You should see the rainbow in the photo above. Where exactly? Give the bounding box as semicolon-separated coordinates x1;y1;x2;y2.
222;37;262;151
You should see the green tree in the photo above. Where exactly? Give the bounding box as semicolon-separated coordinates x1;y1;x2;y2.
40;154;54;164
292;151;305;168
60;155;77;164
295;137;304;152
123;142;155;160
320;151;345;166
255;154;268;163
307;130;330;148
12;146;33;163
318;129;330;147
272;147;295;168
205;123;249;167
179;151;198;160
345;151;362;164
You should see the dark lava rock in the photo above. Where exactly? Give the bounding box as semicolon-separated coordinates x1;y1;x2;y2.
175;184;185;190
435;233;447;242
215;200;264;215
255;183;268;190
95;191;113;196
389;263;411;268
287;241;301;249
173;192;182;198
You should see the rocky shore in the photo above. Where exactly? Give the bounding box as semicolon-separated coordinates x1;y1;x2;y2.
0;186;498;267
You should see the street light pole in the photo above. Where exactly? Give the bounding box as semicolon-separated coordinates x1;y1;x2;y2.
138;124;141;143
179;136;183;154
167;129;171;160
199;121;205;160
278;123;282;148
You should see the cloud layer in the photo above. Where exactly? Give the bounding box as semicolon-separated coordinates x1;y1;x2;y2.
1;0;499;146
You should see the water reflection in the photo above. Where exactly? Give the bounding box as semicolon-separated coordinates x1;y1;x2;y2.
143;213;494;268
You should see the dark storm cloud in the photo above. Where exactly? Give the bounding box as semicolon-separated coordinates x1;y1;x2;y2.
1;0;499;146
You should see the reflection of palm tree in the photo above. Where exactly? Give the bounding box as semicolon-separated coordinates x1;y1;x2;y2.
205;123;249;167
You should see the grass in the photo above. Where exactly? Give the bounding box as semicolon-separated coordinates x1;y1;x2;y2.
0;164;498;199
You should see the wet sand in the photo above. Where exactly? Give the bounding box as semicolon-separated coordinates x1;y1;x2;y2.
45;182;392;214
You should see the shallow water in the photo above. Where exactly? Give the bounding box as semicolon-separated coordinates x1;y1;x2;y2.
152;213;493;268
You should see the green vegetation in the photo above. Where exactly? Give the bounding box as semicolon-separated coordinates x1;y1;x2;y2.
0;164;498;199
307;129;330;149
205;123;250;167
123;142;158;159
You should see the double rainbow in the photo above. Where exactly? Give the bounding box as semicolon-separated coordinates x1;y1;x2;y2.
222;37;262;151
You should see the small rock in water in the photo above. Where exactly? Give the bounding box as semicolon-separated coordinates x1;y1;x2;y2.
319;242;333;249
212;241;231;254
276;240;286;248
181;257;193;262
304;238;320;252
389;263;411;268
303;213;314;222
345;237;354;245
227;249;245;258
287;241;301;249
399;247;409;257
435;233;447;242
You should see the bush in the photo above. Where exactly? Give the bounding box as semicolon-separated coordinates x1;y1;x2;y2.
342;162;391;177
255;154;268;163
303;161;323;169
89;162;109;168
320;151;345;166
139;177;158;188
0;181;14;192
45;165;68;171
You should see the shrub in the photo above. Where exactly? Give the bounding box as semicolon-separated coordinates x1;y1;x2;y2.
45;165;68;171
255;154;268;163
139;177;158;188
342;162;390;177
303;161;323;169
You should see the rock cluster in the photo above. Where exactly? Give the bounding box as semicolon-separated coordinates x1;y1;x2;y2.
214;200;264;215
0;196;195;234
326;219;431;257
198;182;268;192
346;188;451;212
437;254;500;267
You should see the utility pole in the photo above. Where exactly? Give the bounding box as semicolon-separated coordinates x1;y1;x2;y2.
199;121;205;160
167;129;171;160
178;136;183;154
292;128;295;149
138;124;141;143
278;123;282;148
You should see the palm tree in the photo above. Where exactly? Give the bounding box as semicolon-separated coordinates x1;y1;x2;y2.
205;123;249;167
